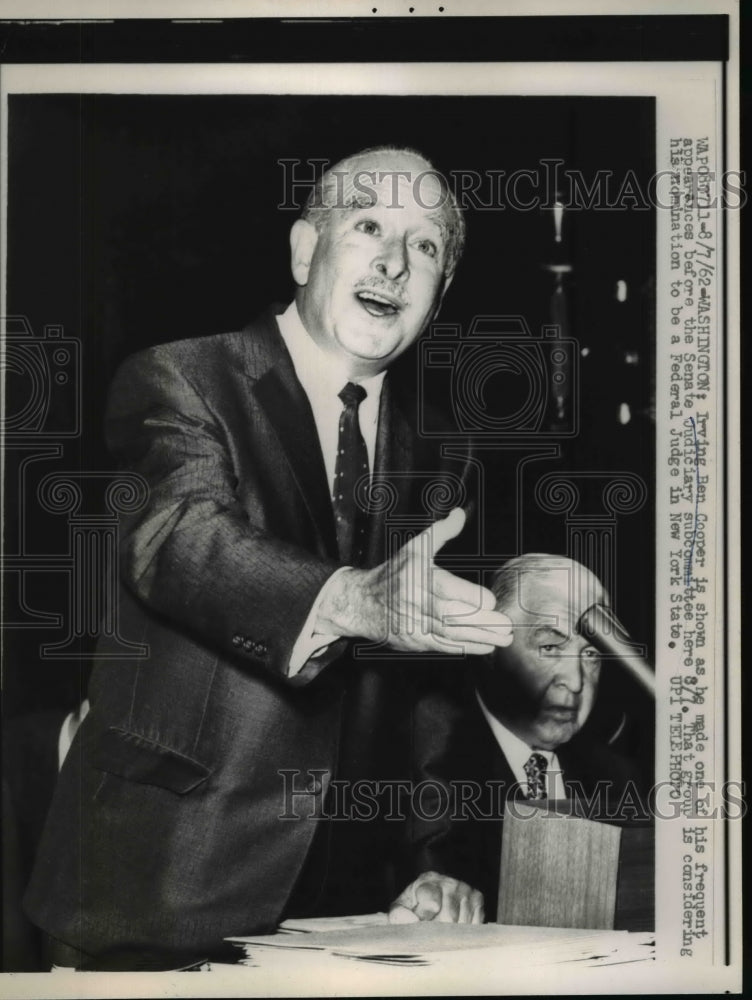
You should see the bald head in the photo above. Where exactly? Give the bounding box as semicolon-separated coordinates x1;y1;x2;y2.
301;146;465;281
490;554;608;624
478;555;608;751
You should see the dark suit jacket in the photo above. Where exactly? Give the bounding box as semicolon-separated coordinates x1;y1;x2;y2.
24;308;470;960
3;710;69;970
412;676;642;915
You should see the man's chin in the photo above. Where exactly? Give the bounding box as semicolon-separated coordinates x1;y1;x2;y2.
337;327;407;365
532;719;579;751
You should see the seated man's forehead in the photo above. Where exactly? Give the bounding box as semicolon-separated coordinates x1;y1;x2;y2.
517;568;602;618
517;568;573;603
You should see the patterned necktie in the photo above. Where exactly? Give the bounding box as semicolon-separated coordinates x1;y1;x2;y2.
523;752;549;800
333;382;369;565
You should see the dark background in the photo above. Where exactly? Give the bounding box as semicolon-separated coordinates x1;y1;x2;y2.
3;93;655;769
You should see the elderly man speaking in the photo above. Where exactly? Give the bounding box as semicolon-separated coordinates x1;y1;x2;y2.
24;147;512;968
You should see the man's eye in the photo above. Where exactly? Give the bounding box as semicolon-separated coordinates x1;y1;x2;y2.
355;219;380;236
414;238;438;258
539;644;559;656
583;647;601;661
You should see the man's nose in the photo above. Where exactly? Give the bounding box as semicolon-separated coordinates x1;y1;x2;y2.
553;654;584;693
373;237;408;280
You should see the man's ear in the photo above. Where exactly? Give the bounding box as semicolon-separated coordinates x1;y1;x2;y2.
290;218;319;287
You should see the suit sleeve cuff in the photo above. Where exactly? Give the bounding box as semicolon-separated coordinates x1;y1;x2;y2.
288;566;350;677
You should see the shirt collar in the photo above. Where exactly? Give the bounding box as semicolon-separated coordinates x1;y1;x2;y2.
276;300;386;403
476;690;559;786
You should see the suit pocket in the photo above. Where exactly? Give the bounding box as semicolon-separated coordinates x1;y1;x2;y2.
92;727;211;794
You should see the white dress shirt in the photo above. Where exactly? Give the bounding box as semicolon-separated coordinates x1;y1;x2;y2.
476;691;567;801
277;301;385;494
277;301;386;674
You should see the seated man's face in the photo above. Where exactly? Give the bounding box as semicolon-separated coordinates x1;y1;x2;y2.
478;565;604;751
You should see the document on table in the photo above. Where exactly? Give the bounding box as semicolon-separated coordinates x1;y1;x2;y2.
227;920;648;968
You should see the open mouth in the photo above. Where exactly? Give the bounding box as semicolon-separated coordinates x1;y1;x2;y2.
543;707;577;722
355;289;402;318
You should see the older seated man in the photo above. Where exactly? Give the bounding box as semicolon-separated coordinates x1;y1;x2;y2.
403;553;648;917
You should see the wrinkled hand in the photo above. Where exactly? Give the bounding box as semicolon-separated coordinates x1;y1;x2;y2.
317;508;513;655
388;872;485;924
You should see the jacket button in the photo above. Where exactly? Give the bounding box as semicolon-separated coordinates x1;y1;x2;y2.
243;639;254;652
255;642;268;656
306;776;323;795
232;634;242;647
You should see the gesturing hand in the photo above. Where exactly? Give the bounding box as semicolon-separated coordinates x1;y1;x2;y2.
317;508;513;655
388;872;485;924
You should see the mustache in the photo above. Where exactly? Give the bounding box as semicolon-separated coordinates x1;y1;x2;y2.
354;277;409;308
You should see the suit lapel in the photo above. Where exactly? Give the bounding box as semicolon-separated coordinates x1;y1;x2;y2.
250;317;338;560
365;376;415;567
558;739;601;799
247;314;418;569
374;375;414;479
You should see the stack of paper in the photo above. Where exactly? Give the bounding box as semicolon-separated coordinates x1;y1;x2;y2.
227;920;641;969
